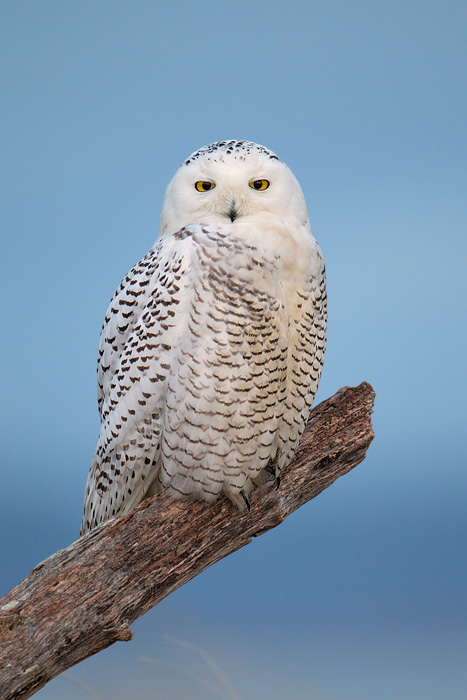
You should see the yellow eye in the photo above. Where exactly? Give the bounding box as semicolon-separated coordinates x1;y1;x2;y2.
249;179;270;191
195;181;216;192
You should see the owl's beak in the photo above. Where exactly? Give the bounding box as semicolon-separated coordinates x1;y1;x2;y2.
229;202;238;222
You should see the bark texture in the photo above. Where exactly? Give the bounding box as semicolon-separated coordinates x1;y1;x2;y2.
0;382;375;700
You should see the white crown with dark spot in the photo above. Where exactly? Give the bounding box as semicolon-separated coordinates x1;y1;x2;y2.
184;140;281;166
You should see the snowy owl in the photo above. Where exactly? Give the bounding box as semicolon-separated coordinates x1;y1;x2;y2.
80;140;326;535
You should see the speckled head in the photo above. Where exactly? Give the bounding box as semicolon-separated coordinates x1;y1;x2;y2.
160;140;309;237
183;140;281;166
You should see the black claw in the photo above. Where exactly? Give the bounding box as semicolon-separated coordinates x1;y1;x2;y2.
265;462;280;488
240;489;251;511
265;454;279;486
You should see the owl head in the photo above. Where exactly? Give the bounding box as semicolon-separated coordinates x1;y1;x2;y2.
160;141;310;236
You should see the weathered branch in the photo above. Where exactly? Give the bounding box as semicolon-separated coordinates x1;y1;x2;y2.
0;382;375;700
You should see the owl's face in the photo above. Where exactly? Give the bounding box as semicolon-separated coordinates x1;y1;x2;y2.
160;141;309;236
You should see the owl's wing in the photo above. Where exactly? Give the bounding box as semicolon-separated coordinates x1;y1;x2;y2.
97;242;164;417
81;230;195;533
273;237;327;467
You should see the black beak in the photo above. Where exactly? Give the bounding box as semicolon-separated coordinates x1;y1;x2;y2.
229;204;238;222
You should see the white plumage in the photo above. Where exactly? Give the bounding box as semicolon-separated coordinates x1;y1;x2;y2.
80;141;326;535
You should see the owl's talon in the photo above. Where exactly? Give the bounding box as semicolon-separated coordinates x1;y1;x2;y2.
240;489;251;511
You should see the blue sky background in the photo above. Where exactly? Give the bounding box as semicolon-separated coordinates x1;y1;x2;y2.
1;2;466;698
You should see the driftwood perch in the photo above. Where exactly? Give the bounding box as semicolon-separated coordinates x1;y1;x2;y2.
0;382;375;700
